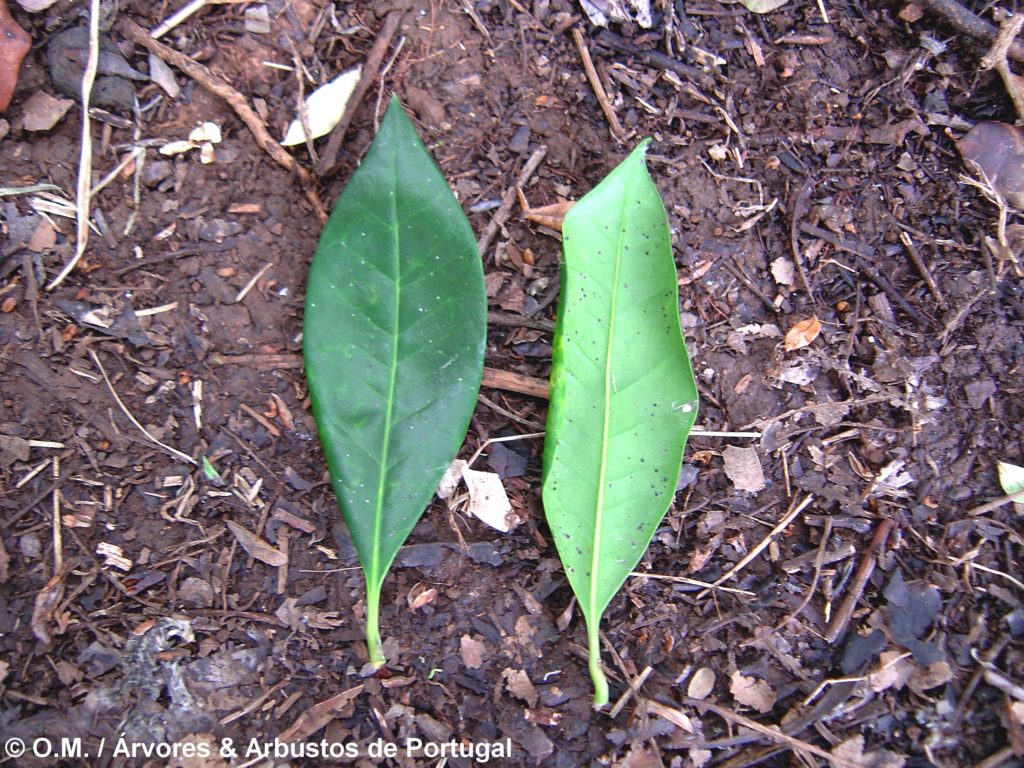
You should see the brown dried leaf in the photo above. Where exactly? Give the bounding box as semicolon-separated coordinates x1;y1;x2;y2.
729;670;776;713
21;91;74;132
460;634;487;669
226;520;288;567
278;685;363;742
522;199;574;231
832;735;906;768
502;667;539;707
783;316;822;351
957;122;1024;209
407;583;437;611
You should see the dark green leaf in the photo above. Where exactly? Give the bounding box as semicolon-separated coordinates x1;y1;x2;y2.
304;97;486;665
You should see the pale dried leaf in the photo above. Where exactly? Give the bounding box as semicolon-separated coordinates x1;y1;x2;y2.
771;256;795;286
13;0;61;9
729;671;776;713
688;667;716;700
689;748;712;768
31;572;66;644
722;445;766;494
190;122;222;144
462;466;520;532
1011;701;1024;726
226;520;288;567
281;66;363;146
739;0;790;12
160;140;196;156
868;650;914;692
460;634;487;669
148;52;180;99
437;458;467;500
783;316;822;351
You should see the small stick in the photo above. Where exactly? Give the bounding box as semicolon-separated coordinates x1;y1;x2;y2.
980;13;1024;121
630;571;756;597
47;0;100;290
89;349;197;466
722;257;779;314
787;179;817;301
317;11;402;176
488;309;554;333
234;261;273;303
477;393;545;431
151;0;208;38
680;697;862;768
774;516;831;631
119;19;327;223
824;517;893;643
52;457;63;571
711;494;814;588
900;231;946;309
742;394;891;431
572;27;625;143
609;665;652;719
920;0;1024;63
477;145;548;257
482;366;549;398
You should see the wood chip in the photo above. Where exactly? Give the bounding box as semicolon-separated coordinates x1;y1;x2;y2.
226;520;288;567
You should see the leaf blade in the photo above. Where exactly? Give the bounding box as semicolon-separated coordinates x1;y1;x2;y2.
542;141;698;703
304;97;486;663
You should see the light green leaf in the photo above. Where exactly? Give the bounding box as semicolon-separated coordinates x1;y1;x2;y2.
304;96;486;666
542;141;698;705
998;461;1024;503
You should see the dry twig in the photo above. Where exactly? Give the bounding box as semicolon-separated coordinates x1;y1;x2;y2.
920;0;1024;63
89;349;197;466
824;518;894;643
46;0;100;290
317;11;402;176
477;145;548;257
572;27;626;143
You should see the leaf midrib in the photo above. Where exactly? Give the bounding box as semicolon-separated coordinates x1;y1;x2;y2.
371;154;402;589
588;179;630;621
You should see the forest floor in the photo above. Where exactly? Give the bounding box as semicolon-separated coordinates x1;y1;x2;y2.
1;0;1023;766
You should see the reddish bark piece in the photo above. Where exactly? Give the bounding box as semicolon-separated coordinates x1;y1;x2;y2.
0;0;31;113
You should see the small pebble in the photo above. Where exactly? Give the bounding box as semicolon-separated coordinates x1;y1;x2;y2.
509;125;531;154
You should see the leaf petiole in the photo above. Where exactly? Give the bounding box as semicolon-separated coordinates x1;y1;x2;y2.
588;623;609;706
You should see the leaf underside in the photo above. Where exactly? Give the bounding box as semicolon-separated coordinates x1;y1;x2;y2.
304;97;486;660
542;141;698;700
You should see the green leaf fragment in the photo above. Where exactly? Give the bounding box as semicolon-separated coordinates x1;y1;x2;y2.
998;461;1024;503
542;141;698;705
201;455;223;484
304;96;486;666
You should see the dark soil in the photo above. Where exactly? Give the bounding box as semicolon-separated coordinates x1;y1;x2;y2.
1;0;1022;766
